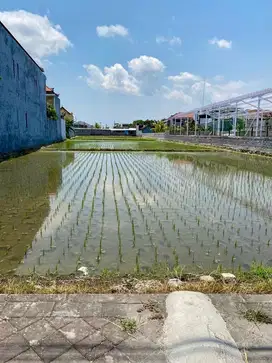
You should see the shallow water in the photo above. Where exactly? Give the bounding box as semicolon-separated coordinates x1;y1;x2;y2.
49;140;140;150
0;151;271;275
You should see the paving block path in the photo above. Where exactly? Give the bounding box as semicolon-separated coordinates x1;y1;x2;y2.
0;293;271;362
0;294;167;362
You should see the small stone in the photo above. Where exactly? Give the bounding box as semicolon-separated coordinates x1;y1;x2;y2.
78;266;88;276
167;278;184;288
221;273;236;282
200;275;215;282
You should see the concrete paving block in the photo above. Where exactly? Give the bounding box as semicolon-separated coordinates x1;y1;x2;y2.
79;302;102;317
59;318;95;344
242;294;272;304
0;295;8;302
0;320;17;341
95;348;131;363
101;303;142;318
8;348;42;362
47;316;75;330
24;301;55;318
21;318;56;344
85;317;109;330
0;333;28;362
51;347;89;362
163;291;244;363
101;321;129;345
117;331;159;363
2;302;31;318
7;294;66;302
75;331;112;361
9;317;40;331
32;330;71;363
51;302;81;318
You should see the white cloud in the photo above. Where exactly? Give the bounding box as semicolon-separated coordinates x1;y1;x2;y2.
83;63;140;95
128;56;165;73
156;36;182;46
168;72;201;84
96;24;128;38
209;37;232;49
213;75;224;81
82;55;165;96
163;88;192;104
164;70;248;105
0;10;72;64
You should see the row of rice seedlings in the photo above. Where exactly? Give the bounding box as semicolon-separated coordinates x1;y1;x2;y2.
110;154;123;264
83;153;105;253
30;153;102;273
97;155;108;263
113;154;137;248
149;154;272;245
38;153;94;241
27;153;95;271
121;154;172;253
128;154;269;267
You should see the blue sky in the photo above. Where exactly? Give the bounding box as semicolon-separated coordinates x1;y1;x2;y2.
0;0;271;124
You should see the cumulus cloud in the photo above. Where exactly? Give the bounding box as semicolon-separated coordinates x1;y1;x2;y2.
83;63;140;95
128;56;165;73
156;36;182;46
82;55;165;96
168;72;201;84
96;24;128;38
209;37;232;49
163;87;192;104
0;10;72;64
164;71;247;104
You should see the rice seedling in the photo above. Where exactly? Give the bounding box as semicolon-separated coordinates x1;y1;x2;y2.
4;150;271;276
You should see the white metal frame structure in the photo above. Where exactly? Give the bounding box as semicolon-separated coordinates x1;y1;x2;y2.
168;88;272;137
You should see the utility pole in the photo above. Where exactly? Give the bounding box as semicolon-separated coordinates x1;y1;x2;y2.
202;77;206;107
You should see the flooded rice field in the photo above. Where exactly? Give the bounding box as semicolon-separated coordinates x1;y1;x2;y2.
0;150;271;275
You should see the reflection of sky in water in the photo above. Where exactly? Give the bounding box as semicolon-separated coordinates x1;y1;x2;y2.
12;152;272;275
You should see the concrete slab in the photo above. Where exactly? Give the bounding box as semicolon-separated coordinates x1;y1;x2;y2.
163;291;244;363
210;294;272;363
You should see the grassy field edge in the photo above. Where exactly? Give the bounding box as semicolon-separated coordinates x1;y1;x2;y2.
1;263;271;294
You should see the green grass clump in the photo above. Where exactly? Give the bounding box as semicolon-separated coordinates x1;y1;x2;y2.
249;263;272;280
243;309;272;324
120;318;137;334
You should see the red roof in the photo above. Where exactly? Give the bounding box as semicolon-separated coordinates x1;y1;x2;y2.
46;86;59;97
168;111;195;120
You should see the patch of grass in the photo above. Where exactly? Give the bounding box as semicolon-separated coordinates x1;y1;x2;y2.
237;263;272;282
46;139;213;152
248;263;272;280
120;318;137;334
243;309;272;324
0;262;271;295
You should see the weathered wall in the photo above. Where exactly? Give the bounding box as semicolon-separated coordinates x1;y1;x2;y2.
145;133;272;152
0;23;65;156
74;128;137;136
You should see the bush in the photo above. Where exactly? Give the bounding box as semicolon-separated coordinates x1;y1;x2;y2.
47;105;58;120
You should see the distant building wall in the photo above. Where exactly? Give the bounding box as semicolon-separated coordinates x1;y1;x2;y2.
74;128;137;136
0;22;65;157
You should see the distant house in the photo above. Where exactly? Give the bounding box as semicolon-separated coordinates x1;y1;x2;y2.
74;121;92;128
142;125;153;133
166;112;195;128
61;106;74;122
46;86;61;121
